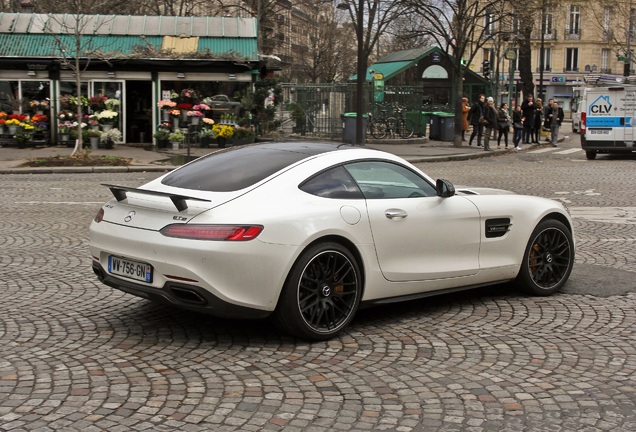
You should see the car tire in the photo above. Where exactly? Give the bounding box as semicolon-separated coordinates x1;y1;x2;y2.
586;150;597;160
273;242;362;340
517;219;574;296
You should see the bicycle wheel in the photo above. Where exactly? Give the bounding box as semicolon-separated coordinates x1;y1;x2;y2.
370;119;388;139
398;119;415;139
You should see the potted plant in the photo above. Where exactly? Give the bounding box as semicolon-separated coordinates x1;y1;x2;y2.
168;131;185;150
57;121;73;142
85;129;102;150
157;100;176;121
232;127;256;146
96;110;118;131
212;124;234;148
198;127;217;148
187;110;204;125
14;131;32;148
100;128;122;149
153;128;171;148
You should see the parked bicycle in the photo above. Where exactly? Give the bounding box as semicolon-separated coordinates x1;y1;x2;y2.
369;106;415;139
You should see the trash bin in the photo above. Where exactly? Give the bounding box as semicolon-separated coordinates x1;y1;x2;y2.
438;113;456;142
341;112;368;144
429;113;441;140
406;111;429;137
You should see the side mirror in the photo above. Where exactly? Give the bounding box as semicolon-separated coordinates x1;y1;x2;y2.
436;179;456;198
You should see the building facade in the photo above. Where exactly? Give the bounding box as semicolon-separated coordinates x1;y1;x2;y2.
476;1;629;114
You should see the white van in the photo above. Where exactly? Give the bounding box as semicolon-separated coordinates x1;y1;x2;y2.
580;86;636;159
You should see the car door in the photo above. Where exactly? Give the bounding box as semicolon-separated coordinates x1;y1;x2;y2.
345;161;481;282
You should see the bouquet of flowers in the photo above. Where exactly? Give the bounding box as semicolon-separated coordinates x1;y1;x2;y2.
157;100;177;109
180;88;198;101
6;119;21;126
186;110;203;117
168;109;181;117
158;121;172;130
20;123;35;132
58;121;74;134
9;113;27;122
100;128;122;145
193;104;210;111
202;118;215;126
0;112;7;120
57;111;75;121
97;109;118;124
31;113;48;123
105;98;120;110
29;100;49;109
89;95;107;111
212;124;234;138
88;114;100;127
177;102;193;110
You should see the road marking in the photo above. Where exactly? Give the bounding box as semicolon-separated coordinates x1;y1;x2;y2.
529;147;559;153
555;148;582;154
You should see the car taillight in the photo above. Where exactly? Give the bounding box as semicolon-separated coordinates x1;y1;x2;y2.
581;112;586;133
160;224;264;241
94;208;104;223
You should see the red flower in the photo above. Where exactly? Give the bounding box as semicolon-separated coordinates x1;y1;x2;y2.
177;103;192;110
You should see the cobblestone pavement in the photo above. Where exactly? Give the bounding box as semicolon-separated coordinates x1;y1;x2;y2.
1;148;636;431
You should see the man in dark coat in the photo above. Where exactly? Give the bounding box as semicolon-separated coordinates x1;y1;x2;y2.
521;96;535;144
468;94;485;147
546;100;564;147
482;97;498;151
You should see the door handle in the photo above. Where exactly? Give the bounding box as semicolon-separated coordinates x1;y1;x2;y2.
385;209;407;219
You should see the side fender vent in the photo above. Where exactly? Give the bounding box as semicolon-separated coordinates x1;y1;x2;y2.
485;218;511;238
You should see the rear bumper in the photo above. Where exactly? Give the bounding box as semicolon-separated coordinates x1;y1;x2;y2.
92;261;271;319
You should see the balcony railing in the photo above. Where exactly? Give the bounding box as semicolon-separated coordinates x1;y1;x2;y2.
532;30;557;40
564;32;581;40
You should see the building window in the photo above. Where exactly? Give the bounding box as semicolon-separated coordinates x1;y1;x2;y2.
484;10;495;35
540;48;552;72
601;49;610;73
568;5;580;36
566;48;578;72
603;7;611;39
543;11;554;39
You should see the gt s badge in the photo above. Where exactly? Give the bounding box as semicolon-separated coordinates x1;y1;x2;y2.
124;211;136;222
173;216;188;221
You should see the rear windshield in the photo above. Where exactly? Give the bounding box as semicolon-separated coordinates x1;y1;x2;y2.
161;142;351;192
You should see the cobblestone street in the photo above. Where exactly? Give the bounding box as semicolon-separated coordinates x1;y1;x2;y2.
1;147;636;431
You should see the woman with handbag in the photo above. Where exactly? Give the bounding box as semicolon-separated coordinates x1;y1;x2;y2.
512;105;524;150
496;103;511;149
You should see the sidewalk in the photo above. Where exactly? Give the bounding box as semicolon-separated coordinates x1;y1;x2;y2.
0;136;550;174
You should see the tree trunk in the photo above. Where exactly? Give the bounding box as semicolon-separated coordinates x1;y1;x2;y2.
518;25;535;99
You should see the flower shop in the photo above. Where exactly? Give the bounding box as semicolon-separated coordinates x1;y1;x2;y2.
0;13;260;149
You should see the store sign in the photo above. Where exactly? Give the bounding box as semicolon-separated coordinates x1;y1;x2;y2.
432;52;441;63
551;76;565;83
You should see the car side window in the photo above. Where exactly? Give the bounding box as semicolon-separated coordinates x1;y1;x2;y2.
344;161;437;199
300;166;364;199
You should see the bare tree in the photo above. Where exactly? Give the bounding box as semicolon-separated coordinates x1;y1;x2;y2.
35;3;115;155
404;0;513;147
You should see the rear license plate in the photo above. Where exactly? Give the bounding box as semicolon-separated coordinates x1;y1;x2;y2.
108;255;153;283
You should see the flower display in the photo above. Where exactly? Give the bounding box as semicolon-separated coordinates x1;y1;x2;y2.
8;113;27;122
177;102;192;110
100;128;122;145
0;112;7;120
0;119;5;126
212;124;234;138
157;100;177;109
58;121;74;134
31;113;48;123
168;109;181;117
158;121;172;130
29;100;49;109
89;95;107;111
105;98;120;110
186;110;203;117
96;109;118;124
202;118;215;126
180;88;198;100
6;119;21;126
57;111;75;121
193;104;210;111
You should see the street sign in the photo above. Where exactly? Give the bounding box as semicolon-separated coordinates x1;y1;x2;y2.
505;48;517;61
373;73;384;80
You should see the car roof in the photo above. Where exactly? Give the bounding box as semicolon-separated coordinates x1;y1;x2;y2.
161;142;366;192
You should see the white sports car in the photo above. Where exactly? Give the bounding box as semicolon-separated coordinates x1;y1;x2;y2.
90;142;575;340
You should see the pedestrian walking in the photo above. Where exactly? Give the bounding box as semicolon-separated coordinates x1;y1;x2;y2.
521;96;535;144
512;105;524;150
482;97;498;151
461;97;470;141
546;100;564;147
543;98;554;141
468;94;485;147
496;103;511;149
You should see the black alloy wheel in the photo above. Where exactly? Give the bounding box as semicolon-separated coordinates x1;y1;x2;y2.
517;219;574;295
274;242;361;340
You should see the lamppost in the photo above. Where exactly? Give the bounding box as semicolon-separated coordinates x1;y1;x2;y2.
337;1;365;146
538;0;546;100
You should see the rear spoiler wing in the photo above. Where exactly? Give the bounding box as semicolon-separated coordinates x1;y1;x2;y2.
102;184;211;212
